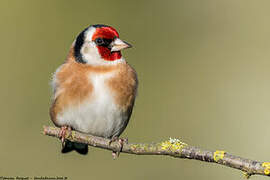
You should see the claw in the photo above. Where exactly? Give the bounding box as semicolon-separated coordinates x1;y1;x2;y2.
58;126;71;147
112;151;118;160
109;137;128;159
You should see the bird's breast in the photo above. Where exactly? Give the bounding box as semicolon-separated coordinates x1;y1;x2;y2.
51;62;137;138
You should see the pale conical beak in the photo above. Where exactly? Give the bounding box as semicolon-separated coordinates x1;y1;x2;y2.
110;38;132;52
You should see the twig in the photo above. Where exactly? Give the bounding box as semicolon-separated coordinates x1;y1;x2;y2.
43;126;270;178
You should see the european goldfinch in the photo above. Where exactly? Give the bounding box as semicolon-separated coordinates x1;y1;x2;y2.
50;24;138;155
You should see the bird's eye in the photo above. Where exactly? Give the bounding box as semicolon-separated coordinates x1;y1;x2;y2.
95;38;104;45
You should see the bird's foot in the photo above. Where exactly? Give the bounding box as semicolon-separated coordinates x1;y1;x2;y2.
109;137;128;159
58;126;71;147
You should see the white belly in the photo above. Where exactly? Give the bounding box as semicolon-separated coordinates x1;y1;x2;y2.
56;72;128;138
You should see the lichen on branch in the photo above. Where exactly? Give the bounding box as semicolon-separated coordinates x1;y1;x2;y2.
43;126;270;178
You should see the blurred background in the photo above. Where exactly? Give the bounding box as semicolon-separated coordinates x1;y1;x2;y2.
1;0;270;179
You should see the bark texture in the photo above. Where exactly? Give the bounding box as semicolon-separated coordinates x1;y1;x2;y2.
43;126;270;178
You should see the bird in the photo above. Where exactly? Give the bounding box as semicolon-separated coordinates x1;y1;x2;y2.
49;24;138;156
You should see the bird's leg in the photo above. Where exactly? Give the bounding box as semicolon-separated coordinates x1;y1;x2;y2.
109;137;128;159
58;125;72;147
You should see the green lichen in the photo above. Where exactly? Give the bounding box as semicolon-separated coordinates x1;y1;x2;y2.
130;144;140;150
130;144;150;152
213;150;225;162
71;131;76;139
262;162;270;175
161;138;187;152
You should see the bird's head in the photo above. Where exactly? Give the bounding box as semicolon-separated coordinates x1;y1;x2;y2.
73;24;132;65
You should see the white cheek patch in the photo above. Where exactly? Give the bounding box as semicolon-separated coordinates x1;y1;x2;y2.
80;26;125;66
81;41;102;65
80;41;126;66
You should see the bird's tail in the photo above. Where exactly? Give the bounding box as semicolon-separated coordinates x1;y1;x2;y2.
62;140;88;155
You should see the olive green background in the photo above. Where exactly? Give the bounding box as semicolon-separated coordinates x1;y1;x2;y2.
1;0;270;179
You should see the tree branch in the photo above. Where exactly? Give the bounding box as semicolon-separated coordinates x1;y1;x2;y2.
43;126;270;178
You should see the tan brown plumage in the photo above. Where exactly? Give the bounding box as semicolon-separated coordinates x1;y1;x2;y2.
50;46;138;129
